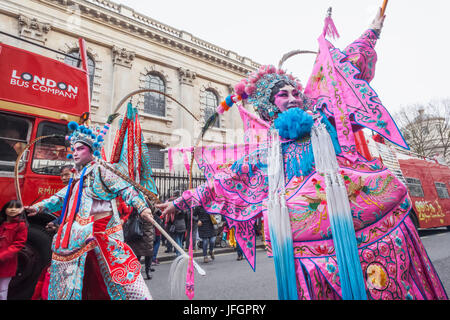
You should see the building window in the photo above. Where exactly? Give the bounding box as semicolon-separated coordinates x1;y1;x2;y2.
203;89;219;128
143;73;166;117
405;177;425;198
32;122;71;175
146;144;165;169
64;50;95;98
0;113;31;172
435;182;449;199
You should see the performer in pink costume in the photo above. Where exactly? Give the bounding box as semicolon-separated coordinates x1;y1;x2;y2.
157;8;448;300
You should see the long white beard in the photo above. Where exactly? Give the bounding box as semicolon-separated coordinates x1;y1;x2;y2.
266;129;298;300
311;123;367;300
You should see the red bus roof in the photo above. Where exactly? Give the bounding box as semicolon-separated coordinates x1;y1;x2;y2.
0;42;89;118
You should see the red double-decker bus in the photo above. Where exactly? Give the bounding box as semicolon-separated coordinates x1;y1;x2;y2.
0;36;90;299
398;157;450;229
356;130;450;230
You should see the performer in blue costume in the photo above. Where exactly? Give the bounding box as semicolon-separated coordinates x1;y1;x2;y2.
25;113;156;300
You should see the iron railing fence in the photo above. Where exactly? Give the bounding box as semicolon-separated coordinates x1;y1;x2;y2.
152;171;206;201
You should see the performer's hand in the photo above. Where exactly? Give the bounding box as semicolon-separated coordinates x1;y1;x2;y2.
140;208;154;223
24;206;38;217
369;7;386;35
155;202;176;223
45;222;58;233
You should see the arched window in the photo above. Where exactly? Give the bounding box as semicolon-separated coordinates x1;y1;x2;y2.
143;73;166;117
204;89;219;128
146;143;165;169
64;50;95;98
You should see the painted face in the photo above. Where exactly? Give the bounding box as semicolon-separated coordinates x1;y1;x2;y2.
5;205;23;219
60;168;72;185
72;142;93;167
273;85;303;112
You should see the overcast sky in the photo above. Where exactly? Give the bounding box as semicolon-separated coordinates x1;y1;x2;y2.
115;0;449;117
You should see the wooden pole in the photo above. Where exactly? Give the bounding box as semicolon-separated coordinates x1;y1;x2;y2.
381;0;388;16
96;158;206;275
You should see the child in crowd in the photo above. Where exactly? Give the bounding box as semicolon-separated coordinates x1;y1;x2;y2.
0;200;28;300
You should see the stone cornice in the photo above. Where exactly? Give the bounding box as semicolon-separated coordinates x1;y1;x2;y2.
39;0;259;75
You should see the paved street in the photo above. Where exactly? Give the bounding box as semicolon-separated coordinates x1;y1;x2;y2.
418;228;450;292
145;229;450;300
147;248;277;300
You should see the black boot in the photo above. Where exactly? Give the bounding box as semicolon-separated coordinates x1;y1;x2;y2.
145;257;153;280
145;266;152;280
145;256;155;272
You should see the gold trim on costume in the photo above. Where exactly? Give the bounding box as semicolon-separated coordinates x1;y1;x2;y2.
52;240;97;262
75;216;94;226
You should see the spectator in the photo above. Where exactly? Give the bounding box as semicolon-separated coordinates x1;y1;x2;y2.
164;193;180;254
194;206;216;263
119;201;156;280
59;165;73;186
150;207;164;266
126;208;155;280
164;217;175;254
152;224;161;265
0;200;28;300
172;209;186;257
236;245;244;261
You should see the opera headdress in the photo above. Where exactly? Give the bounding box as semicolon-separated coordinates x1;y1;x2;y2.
65;114;118;158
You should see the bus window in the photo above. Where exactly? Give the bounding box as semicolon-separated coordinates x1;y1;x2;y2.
0;113;31;172
435;182;449;199
32;121;71;175
405;177;425;198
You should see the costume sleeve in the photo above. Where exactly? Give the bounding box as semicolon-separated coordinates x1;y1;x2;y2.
32;186;68;214
172;147;268;270
119;186;147;214
173;184;205;212
0;222;28;261
175;178;264;270
342;29;379;83
94;164;148;214
173;165;267;222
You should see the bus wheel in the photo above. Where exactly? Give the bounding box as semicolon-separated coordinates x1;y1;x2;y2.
409;211;420;230
8;226;52;300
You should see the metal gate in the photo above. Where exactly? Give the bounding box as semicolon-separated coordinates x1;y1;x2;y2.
152;171;206;201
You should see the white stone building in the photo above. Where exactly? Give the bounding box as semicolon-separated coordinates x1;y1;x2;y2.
0;0;259;172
